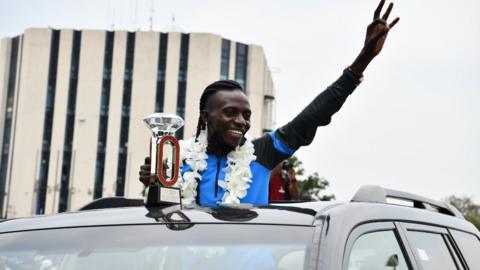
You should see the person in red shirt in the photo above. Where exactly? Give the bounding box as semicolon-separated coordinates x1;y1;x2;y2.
269;161;299;202
269;163;287;201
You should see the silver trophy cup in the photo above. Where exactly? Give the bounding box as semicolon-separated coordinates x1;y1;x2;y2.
143;113;184;206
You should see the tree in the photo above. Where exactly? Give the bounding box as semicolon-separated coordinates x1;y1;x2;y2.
287;156;335;201
446;195;480;230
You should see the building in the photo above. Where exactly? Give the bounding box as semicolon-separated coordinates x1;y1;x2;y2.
0;28;275;218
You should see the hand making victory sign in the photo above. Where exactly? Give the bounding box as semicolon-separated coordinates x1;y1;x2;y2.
350;0;400;76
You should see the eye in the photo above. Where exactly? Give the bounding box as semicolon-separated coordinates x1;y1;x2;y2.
243;111;251;121
223;108;236;117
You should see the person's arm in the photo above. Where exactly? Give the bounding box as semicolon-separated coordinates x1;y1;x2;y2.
276;0;399;150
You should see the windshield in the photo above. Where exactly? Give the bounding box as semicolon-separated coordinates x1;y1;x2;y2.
0;224;314;270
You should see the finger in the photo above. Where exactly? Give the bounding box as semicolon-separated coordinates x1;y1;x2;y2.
140;164;151;170
140;176;150;186
144;156;151;165
389;17;400;29
374;0;386;19
382;2;393;21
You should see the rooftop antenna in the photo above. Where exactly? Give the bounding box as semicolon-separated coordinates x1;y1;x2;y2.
134;0;139;31
149;0;154;31
161;13;183;32
109;0;115;31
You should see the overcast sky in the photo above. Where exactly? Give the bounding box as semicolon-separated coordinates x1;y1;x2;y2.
1;0;479;202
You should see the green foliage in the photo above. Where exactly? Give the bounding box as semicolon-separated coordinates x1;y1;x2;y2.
287;156;335;201
446;195;480;230
287;156;304;176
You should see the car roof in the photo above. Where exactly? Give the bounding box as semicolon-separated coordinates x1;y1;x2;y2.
0;201;339;233
1;200;478;236
1;185;477;236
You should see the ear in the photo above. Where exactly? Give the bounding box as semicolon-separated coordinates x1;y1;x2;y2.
200;110;208;125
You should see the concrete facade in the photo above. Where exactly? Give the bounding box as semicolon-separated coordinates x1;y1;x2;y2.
0;28;275;218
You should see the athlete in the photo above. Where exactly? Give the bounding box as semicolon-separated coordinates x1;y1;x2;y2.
140;0;400;206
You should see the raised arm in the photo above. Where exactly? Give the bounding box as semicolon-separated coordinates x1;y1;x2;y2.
275;0;400;150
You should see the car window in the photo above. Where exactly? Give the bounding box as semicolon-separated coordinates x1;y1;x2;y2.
406;231;458;270
347;230;409;270
450;230;480;269
0;224;313;270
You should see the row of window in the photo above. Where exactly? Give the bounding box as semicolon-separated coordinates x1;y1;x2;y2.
58;30;82;212
0;37;19;217
175;34;190;139
220;39;230;80
36;30;61;215
235;43;248;90
93;31;115;200
220;39;249;91
155;33;168;113
115;32;136;196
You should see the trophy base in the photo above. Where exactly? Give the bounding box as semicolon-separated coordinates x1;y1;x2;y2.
145;184;182;207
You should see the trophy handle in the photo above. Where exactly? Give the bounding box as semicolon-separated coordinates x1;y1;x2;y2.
157;135;180;187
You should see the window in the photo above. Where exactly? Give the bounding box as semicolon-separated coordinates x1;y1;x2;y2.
36;29;61;215
116;32;136;196
450;230;480;269
220;39;230;79
235;43;248;90
0;36;19;217
406;231;458;270
262;95;275;133
348;230;409;270
59;30;82;213
175;33;189;139
155;33;168;112
94;31;114;199
0;224;313;270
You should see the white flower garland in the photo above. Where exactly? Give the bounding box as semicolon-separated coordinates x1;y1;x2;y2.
178;129;256;205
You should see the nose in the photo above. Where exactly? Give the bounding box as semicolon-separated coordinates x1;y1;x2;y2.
233;114;247;127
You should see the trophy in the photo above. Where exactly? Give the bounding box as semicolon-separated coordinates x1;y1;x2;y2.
143;113;184;206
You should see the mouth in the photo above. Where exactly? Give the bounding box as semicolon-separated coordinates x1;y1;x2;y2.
224;129;245;144
227;129;244;136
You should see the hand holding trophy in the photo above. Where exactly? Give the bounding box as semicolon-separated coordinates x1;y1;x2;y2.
143;113;184;206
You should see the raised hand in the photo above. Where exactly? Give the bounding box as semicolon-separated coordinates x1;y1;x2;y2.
350;0;400;76
364;0;400;57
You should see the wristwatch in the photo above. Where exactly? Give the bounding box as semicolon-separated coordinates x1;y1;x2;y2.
344;67;364;86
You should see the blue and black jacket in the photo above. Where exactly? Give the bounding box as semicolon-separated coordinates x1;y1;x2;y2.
182;70;359;206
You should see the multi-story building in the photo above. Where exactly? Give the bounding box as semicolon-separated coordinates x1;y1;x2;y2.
0;28;275;218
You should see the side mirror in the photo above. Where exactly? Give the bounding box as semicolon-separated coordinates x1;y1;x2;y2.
385;254;399;268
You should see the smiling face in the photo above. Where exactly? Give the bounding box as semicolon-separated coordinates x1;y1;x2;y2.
201;89;251;154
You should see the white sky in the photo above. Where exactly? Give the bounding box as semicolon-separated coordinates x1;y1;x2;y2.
1;0;479;202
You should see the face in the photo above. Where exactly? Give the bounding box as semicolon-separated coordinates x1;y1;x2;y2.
202;90;251;151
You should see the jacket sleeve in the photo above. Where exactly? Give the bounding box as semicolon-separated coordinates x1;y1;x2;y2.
275;70;359;150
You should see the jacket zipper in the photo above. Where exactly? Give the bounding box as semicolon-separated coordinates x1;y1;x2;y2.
214;157;221;197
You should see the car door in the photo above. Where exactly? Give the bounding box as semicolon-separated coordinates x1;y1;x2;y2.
396;222;466;270
342;222;413;270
